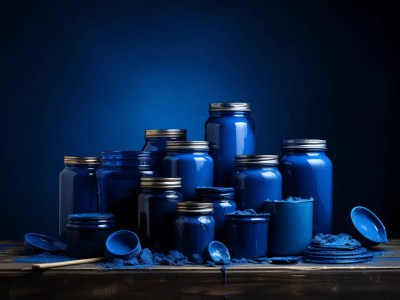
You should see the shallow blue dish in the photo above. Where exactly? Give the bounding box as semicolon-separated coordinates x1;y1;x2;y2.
105;230;142;260
208;241;230;264
24;233;67;253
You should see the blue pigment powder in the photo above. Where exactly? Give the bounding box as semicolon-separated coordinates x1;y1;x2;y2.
229;209;258;215
14;252;73;263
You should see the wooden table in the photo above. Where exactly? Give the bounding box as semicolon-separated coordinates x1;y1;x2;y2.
1;240;400;299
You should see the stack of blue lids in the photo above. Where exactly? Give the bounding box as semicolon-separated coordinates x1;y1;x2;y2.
303;233;373;264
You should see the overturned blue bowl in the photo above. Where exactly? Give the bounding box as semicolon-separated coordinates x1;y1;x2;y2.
208;241;230;263
105;230;142;260
24;233;67;253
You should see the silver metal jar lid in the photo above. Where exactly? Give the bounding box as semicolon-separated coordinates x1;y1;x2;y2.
166;141;209;151
140;177;181;189
281;139;327;151
64;156;100;165
145;129;187;138
235;155;279;166
209;102;251;112
176;202;213;213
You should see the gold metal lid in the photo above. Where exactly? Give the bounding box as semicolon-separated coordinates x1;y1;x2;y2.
210;102;251;112
166;141;209;151
64;156;100;165
176;201;213;213
145;129;187;138
282;139;327;151
140;177;181;189
235;155;279;166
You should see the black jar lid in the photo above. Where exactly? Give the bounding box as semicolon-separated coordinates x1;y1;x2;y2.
282;139;327;151
209;102;251;112
145;129;187;138
141;177;181;189
235;155;279;166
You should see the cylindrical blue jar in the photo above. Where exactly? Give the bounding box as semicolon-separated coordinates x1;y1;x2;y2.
232;155;282;212
280;139;333;234
174;202;215;257
59;156;100;241
66;213;116;258
163;141;213;201
195;186;237;243
205;102;255;187
141;129;187;174
96;151;156;232
138;177;183;252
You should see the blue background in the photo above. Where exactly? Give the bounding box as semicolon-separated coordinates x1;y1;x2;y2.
1;0;399;239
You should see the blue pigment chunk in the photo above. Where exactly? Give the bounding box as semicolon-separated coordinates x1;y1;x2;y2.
138;248;154;265
190;253;204;265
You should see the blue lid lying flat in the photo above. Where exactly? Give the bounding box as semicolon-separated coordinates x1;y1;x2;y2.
24;233;67;253
303;257;372;264
208;241;230;264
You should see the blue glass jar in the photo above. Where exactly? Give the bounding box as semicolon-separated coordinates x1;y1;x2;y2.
96;151;156;232
59;156;100;241
141;129;187;173
163;141;213;201
195;186;237;243
205;102;255;186
138;177;183;252
232;155;282;212
174;202;215;257
280;139;333;234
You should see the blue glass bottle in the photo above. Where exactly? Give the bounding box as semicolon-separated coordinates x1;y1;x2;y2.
138;177;183;252
163;141;213;201
96;151;156;232
195;186;236;243
59;156;100;241
205;102;255;187
280;139;333;234
232;155;282;212
174;202;215;257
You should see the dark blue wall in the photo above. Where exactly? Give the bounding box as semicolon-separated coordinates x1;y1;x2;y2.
1;0;399;239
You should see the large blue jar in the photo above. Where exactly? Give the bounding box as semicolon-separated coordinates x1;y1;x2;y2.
205;102;255;186
280;139;333;234
141;129;187;173
163;141;213;201
174;202;215;257
138;177;183;252
232;155;282;212
59;156;100;241
195;186;237;243
96;151;155;232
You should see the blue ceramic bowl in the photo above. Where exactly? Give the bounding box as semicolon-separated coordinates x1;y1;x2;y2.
105;230;142;260
24;233;67;253
346;206;388;247
208;241;230;263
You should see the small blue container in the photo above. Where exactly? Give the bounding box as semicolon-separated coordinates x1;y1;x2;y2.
195;186;237;243
174;202;215;257
138;177;183;252
163;141;213;201
66;213;116;258
225;212;270;258
280;139;333;234
264;198;314;256
205;102;255;187
24;233;67;254
232;155;282;211
105;230;142;260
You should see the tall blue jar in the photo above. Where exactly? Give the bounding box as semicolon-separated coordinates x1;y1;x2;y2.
280;139;333;234
232;155;282;212
141;129;187;174
97;151;156;232
205;102;255;187
138;177;183;252
59;156;100;241
163;141;213;201
174;202;215;257
195;186;237;243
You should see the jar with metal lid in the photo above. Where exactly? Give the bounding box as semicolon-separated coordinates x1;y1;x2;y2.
174;202;215;257
205;102;255;187
280;139;332;234
138;177;183;252
96;151;156;232
195;186;236;243
59;156;100;241
232;155;282;212
163;141;213;201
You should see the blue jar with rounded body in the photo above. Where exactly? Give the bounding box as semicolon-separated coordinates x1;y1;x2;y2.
280;139;333;234
59;156;100;241
174;202;215;257
96;151;156;232
232;155;282;212
205;102;255;187
195;187;237;243
163;141;213;201
138;177;183;252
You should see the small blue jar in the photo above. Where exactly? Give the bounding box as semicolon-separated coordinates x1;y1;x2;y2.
163;141;213;201
195;187;237;243
280;139;333;234
205;102;255;187
138;177;183;252
66;213;115;258
59;156;100;241
174;202;215;257
232;155;282;212
97;151;156;231
141;129;187;173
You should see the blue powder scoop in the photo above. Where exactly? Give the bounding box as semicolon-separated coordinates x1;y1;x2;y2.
208;241;231;265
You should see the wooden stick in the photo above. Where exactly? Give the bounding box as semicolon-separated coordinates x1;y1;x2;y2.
32;257;105;270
